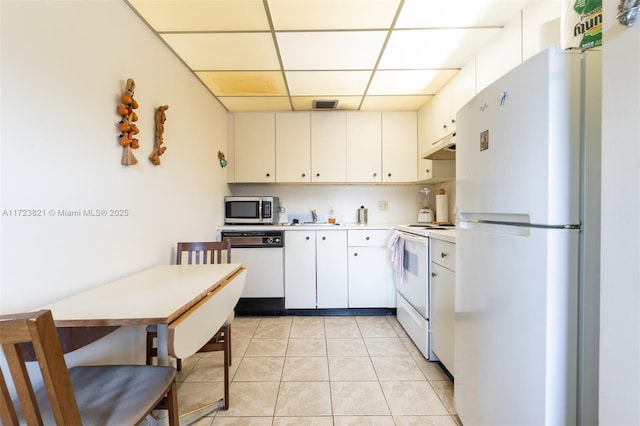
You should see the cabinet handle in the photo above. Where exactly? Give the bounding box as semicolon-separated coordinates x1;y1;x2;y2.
441;252;447;258
443;124;448;130
302;173;306;178
266;173;270;177
316;173;320;177
373;172;377;177
322;236;326;241
365;236;370;240
452;118;456;124
305;236;310;240
354;252;358;256
387;173;392;177
431;272;437;277
426;169;430;173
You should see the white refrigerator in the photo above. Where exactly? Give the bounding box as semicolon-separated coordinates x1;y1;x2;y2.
455;46;601;425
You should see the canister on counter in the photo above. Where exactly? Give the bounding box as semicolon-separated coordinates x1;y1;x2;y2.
357;206;368;224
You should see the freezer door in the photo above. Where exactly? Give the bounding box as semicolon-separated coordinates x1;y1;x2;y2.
454;222;579;426
456;47;583;226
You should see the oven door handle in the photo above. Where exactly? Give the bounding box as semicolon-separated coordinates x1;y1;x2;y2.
397;231;429;244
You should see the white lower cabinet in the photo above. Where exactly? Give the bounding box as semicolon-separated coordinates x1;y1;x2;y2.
430;238;455;375
284;230;348;309
347;229;394;308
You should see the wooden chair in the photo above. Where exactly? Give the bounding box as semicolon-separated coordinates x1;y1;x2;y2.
0;309;179;425
146;240;233;409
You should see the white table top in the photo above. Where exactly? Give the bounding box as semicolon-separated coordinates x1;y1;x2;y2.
39;263;244;327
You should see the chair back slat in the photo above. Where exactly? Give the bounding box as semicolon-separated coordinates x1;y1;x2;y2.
176;241;231;265
0;310;83;425
1;368;21;425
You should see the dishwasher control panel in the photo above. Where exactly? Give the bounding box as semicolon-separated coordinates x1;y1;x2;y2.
221;231;284;248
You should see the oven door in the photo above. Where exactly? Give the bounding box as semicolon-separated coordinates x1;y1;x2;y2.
395;231;430;318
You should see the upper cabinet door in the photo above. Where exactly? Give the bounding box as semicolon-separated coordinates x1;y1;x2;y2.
276;112;311;183
449;61;477;130
233;113;275;183
311;112;347;183
475;14;523;93
346;111;382;183
382;112;417;183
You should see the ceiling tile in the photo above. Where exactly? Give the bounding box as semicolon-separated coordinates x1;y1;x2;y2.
267;0;401;30
396;0;528;28
286;71;372;96
360;95;433;111
161;33;280;70
196;71;288;96
368;69;458;95
129;0;270;32
218;97;292;112
379;28;501;69
277;31;388;70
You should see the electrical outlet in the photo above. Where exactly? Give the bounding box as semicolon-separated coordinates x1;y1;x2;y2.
378;200;388;211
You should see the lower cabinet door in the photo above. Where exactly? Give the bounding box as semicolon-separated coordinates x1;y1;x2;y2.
284;231;316;309
348;246;390;307
431;262;455;375
316;231;348;308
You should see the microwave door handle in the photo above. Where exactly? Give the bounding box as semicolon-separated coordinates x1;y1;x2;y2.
258;199;263;221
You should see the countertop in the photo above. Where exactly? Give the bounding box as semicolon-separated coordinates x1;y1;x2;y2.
218;223;396;231
426;229;456;243
218;223;456;242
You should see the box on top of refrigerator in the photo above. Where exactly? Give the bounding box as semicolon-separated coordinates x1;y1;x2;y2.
561;0;603;50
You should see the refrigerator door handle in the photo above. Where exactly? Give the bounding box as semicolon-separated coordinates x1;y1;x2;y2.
459;212;530;224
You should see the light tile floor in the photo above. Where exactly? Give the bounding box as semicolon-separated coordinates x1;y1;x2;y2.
175;315;460;425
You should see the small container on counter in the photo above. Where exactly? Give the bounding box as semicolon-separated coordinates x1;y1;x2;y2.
357;206;368;224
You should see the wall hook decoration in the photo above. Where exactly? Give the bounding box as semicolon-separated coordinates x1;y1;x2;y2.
618;0;640;26
218;151;227;168
149;105;169;165
117;78;139;166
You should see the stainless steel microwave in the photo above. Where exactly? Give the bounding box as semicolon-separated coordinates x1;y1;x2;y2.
224;196;279;224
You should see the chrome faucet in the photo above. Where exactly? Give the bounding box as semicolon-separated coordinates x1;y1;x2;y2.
311;209;317;223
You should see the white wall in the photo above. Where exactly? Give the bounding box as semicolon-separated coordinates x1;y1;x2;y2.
600;1;640;424
230;183;434;224
0;0;229;363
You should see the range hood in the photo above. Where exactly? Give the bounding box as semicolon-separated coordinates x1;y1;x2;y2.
422;133;456;160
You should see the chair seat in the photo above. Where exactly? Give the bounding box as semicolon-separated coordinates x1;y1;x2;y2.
17;365;175;425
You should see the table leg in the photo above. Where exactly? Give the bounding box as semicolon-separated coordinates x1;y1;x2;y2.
156;324;170;366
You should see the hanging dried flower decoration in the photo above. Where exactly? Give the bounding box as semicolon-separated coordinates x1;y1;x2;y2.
149;105;169;165
117;78;139;166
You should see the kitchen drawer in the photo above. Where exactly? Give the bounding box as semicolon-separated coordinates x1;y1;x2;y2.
431;239;455;271
396;292;432;360
348;229;391;246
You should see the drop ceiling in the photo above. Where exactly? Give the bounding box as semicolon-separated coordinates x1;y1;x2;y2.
126;0;528;112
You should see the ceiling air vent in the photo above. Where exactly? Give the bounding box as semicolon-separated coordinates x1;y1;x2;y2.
313;100;338;110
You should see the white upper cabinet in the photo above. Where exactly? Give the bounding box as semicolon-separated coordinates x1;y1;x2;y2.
276;112;311;183
419;83;452;155
382;112;417;182
475;12;523;93
311;112;347;183
233;113;275;183
449;60;477;126
346;111;382;183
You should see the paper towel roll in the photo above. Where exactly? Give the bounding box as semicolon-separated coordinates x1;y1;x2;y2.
436;194;449;223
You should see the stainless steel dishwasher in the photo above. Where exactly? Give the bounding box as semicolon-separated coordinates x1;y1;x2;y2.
221;230;285;315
